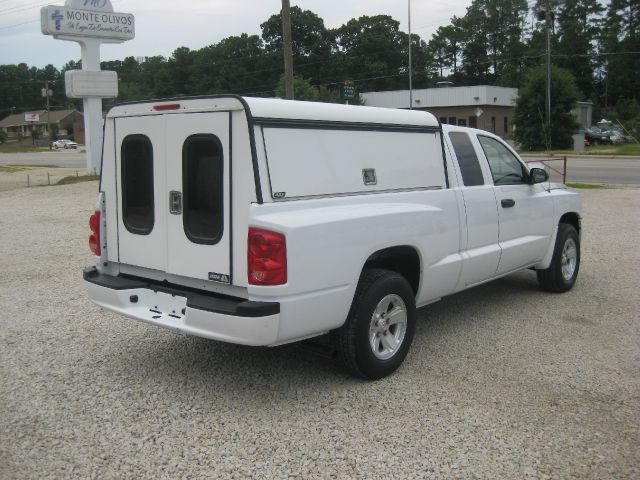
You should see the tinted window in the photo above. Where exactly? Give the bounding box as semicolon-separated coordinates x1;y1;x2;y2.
182;134;223;245
449;132;484;187
478;135;527;185
121;135;154;235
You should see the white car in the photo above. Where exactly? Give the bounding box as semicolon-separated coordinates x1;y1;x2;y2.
52;139;78;149
84;96;582;379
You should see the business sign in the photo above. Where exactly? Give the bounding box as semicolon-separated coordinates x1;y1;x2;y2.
25;113;40;122
343;81;355;101
41;3;135;41
65;70;118;98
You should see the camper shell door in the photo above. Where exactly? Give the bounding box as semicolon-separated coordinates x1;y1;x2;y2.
115;111;232;284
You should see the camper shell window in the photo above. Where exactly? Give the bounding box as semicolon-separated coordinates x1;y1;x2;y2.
182;134;224;245
121;135;155;235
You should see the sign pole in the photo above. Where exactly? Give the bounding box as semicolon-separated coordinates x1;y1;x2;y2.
41;0;135;174
79;38;103;174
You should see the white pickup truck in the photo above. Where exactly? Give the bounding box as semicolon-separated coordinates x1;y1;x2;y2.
84;96;582;379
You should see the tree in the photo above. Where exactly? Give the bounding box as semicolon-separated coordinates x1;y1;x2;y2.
514;66;580;150
332;15;406;91
459;2;493;84
261;7;331;87
556;0;604;101
31;126;42;146
0;129;7;144
601;0;640;109
276;74;317;100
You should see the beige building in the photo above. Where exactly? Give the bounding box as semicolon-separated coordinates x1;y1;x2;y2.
361;85;518;139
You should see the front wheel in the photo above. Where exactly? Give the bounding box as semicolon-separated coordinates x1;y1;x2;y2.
537;223;580;292
334;269;416;380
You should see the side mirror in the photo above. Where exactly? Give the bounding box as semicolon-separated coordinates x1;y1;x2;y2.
529;167;549;184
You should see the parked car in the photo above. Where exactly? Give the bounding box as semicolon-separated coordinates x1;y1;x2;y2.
52;139;78;149
584;127;611;146
84;96;582;379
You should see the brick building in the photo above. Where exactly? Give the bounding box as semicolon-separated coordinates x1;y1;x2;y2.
0;110;85;144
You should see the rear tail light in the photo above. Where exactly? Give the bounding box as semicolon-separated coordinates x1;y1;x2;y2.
89;211;101;256
248;227;287;286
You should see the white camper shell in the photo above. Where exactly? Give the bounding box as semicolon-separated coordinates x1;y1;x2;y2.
84;96;582;379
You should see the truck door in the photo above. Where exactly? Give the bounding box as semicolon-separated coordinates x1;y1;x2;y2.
116;112;232;284
476;135;554;275
446;131;501;287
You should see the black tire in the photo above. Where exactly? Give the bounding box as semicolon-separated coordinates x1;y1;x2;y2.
334;268;416;380
537;223;580;293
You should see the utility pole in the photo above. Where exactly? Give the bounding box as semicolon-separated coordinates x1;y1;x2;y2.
545;0;552;142
282;0;294;100
408;0;413;110
41;81;53;141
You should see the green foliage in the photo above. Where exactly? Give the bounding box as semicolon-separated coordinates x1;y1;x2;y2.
275;75;346;104
276;74;317;101
0;0;636;122
514;66;580;150
49;123;59;140
31;126;42;143
0;129;7;144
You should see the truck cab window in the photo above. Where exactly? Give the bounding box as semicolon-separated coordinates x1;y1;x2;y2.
448;132;484;186
478;135;527;185
121;135;155;235
182;134;224;245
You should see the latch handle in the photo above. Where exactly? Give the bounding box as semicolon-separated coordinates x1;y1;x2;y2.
169;191;182;215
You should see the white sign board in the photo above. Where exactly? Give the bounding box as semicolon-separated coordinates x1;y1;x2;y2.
41;0;135;174
66;70;118;98
25;113;40;122
41;5;135;41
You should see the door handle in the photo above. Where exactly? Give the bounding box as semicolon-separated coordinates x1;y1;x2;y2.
169;191;182;214
501;199;516;208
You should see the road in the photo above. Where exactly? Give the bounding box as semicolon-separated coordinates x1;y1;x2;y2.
2;151;640;184
567;157;640;184
0;151;87;169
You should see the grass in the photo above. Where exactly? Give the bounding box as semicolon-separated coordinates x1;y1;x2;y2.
0;143;49;153
0;164;31;173
565;182;608;189
56;174;99;185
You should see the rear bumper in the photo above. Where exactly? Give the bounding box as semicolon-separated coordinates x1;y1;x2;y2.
83;267;280;346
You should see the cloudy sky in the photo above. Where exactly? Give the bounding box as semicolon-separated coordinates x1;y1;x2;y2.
0;0;473;68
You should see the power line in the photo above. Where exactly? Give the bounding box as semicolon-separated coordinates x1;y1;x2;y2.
0;19;37;30
0;1;52;16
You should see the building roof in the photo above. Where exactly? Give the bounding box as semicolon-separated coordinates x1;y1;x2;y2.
0;110;81;128
361;86;518;110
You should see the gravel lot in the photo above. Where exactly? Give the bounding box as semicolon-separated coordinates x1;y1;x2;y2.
1;182;639;479
0;166;90;192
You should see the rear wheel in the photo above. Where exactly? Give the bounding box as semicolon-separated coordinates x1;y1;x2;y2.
537;223;580;292
334;269;416;380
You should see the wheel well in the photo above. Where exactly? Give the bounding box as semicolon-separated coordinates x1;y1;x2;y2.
363;246;420;296
560;212;581;235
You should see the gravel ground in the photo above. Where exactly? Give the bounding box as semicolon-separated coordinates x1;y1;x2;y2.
1;182;639;479
0;167;90;192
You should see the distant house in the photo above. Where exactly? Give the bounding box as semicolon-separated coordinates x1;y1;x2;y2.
361;85;518;139
0;110;85;144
